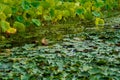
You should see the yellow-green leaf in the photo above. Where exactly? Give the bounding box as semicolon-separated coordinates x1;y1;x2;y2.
0;12;7;20
13;21;26;32
6;27;16;34
0;20;10;32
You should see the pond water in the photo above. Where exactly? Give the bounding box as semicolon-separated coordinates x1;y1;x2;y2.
0;13;120;80
0;13;120;49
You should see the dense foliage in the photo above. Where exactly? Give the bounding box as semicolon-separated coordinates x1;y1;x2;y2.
0;0;119;35
0;29;120;79
0;0;120;80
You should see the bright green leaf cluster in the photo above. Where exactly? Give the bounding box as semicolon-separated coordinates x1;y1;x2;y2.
0;0;119;35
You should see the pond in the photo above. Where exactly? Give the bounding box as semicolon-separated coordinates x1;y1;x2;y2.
0;12;120;80
0;12;120;49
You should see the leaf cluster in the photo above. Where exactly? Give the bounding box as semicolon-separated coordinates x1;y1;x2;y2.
0;29;120;79
0;0;119;36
